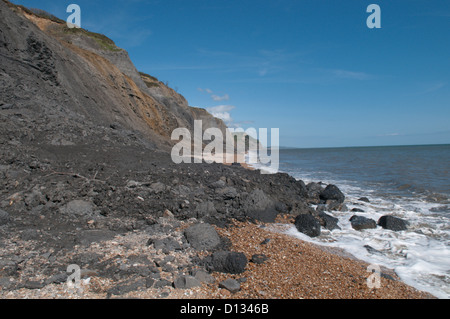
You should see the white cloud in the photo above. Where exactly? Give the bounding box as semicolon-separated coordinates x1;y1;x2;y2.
198;88;231;102
206;105;235;113
206;105;235;124
211;94;230;101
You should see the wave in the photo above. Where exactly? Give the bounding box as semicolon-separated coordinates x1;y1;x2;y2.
246;151;450;299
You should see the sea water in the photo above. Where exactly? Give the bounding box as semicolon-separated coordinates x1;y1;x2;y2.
248;144;450;299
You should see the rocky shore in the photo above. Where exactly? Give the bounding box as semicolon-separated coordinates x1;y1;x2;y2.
0;138;434;299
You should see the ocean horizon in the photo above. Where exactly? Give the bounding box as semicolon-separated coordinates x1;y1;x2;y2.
278;143;450;150
249;143;450;298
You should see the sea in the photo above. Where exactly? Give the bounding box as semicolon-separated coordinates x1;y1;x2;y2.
248;144;450;299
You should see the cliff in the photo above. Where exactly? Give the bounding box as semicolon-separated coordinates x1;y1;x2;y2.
0;0;228;152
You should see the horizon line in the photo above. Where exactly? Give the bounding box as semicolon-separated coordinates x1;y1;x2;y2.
276;143;450;150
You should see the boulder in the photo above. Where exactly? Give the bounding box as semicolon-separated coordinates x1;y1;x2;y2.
358;197;370;203
290;201;316;216
294;214;321;237
317;211;341;231
364;245;384;255
195;201;217;219
219;278;241;293
210;180;226;189
327;200;348;212
377;215;408;231
184;223;221;251
306;182;324;204
173;275;201;289
192;270;215;284
208;251;247;274
320;185;345;204
60;200;95;218
241;189;278;222
349;215;376;231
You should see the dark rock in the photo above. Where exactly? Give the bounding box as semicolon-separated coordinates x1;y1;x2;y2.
23;280;46;290
251;254;268;264
0;277;15;290
159;291;170;298
320;185;345;204
260;238;271;245
60;200;96;218
45;273;69;285
219;278;240;293
184;223;221;251
349;215;377;231
364;245;383;255
351;208;365;213
294;214;321;237
291;201;316;216
306;182;324;204
210;180;226;189
317;211;341;231
327;200;348;212
195;201;217;219
241;189;278;222
173;275;201;289
377;215;408;231
215;187;237;200
359;197;370;203
381;273;396;281
274;201;288;213
208;251;248;274
192;270;215;284
154;279;172;288
145;278;155;288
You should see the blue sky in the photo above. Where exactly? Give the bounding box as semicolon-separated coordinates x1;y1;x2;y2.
11;0;450;148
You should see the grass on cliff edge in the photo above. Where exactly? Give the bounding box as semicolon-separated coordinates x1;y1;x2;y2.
62;26;123;52
4;1;122;52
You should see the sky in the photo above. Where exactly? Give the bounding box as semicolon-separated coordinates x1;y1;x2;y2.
10;0;450;148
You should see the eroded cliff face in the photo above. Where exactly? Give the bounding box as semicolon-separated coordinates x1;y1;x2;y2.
0;0;228;151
